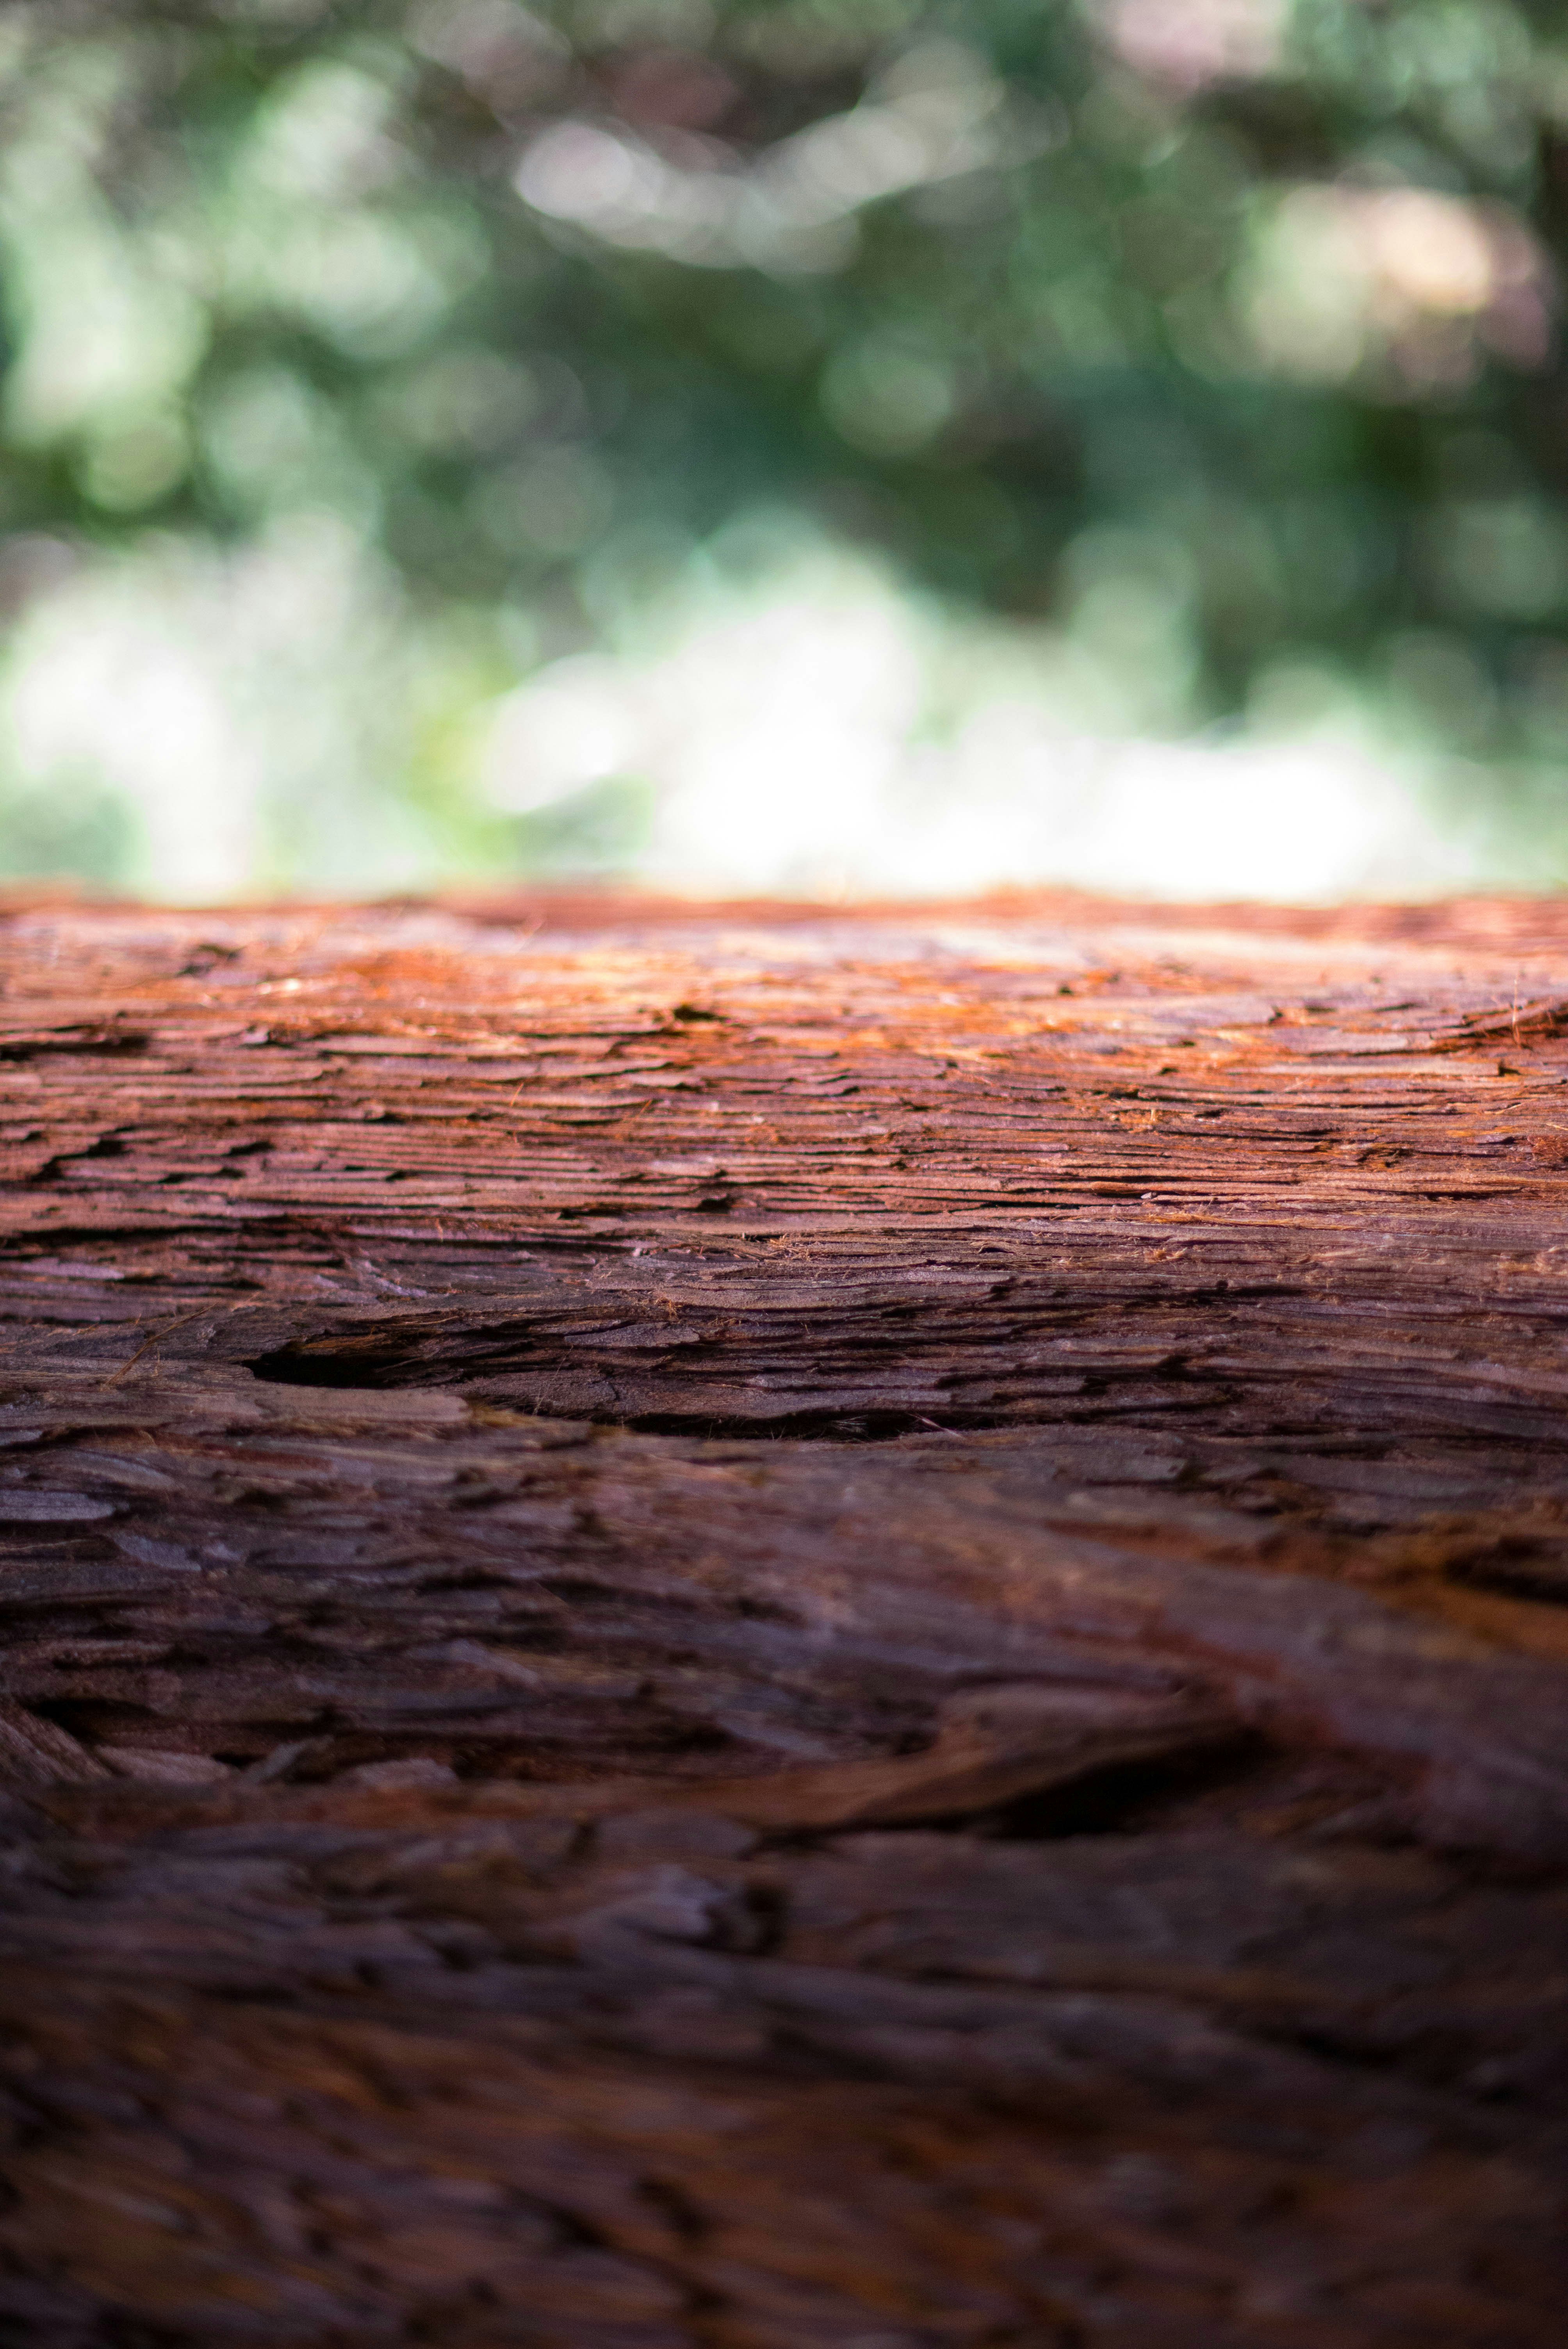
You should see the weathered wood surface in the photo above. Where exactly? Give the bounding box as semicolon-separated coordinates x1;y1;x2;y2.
2;886;1568;2347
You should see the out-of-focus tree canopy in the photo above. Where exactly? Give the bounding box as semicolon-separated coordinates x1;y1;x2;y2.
3;0;1568;888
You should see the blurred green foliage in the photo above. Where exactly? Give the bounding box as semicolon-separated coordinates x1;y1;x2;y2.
2;0;1568;887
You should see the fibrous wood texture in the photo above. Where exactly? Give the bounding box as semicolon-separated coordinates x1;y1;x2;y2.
2;886;1568;2349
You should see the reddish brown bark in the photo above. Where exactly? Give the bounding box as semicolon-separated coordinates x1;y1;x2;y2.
2;887;1567;2346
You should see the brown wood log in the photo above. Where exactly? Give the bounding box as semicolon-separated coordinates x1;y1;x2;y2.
2;885;1567;2347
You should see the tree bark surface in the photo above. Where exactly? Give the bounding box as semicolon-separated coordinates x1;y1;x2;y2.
2;886;1568;2347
